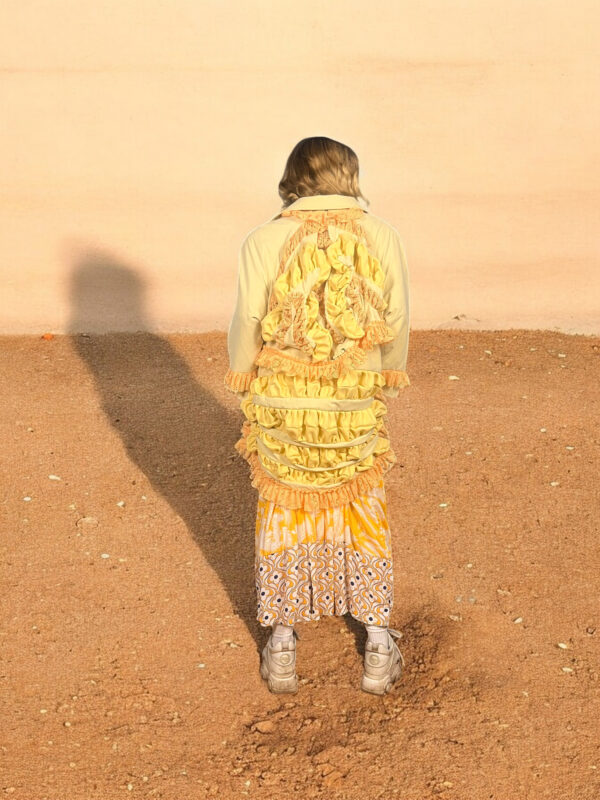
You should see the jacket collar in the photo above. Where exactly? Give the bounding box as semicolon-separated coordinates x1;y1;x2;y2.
269;193;366;220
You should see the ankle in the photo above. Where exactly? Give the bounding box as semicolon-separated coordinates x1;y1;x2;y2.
365;624;390;648
271;623;294;646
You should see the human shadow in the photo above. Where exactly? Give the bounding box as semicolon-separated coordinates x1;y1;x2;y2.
64;241;263;653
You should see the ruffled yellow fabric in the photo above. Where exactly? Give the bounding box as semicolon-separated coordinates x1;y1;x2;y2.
381;369;411;389
260;231;389;362
232;369;398;511
228;211;409;510
235;425;397;513
256;435;392;480
249;369;385;399
255;319;394;380
224;368;257;394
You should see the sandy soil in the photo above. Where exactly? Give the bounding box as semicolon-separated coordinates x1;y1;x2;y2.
1;329;599;800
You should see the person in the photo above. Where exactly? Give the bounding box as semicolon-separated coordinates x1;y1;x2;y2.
224;136;410;695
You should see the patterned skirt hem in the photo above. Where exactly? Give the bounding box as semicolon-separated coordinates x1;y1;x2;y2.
256;540;393;628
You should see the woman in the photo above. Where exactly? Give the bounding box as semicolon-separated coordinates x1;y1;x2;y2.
224;136;410;695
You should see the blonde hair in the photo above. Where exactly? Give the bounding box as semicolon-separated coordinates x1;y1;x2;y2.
278;136;369;208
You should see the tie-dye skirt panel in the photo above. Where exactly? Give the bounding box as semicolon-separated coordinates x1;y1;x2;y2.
255;477;393;627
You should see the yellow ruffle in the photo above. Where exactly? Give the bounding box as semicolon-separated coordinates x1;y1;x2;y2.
249;404;385;442
236;368;393;491
248;369;385;399
256;432;391;475
235;419;397;512
224;368;257;393
255;319;395;380
381;369;411;389
260;232;389;362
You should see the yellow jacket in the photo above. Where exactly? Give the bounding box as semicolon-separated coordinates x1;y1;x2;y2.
225;193;410;398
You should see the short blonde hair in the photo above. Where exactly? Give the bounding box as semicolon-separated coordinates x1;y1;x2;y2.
278;136;369;208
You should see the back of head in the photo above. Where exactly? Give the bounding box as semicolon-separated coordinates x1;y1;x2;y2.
278;136;369;209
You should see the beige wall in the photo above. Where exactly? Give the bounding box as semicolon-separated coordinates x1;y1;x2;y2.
1;0;599;335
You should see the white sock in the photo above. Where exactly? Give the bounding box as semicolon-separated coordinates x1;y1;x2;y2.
365;624;390;648
271;623;294;645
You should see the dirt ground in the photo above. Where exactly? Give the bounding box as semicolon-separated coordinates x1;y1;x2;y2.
1;329;599;800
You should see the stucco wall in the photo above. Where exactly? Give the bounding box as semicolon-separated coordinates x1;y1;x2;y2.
1;0;599;334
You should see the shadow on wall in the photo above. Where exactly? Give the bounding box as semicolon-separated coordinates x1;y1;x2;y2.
64;241;264;652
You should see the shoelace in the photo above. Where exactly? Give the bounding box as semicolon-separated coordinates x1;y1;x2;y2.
387;627;405;667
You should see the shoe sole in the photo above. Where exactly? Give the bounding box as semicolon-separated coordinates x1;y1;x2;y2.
260;659;299;694
360;655;403;696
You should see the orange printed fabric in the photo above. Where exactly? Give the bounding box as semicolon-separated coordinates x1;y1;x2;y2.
254;478;394;627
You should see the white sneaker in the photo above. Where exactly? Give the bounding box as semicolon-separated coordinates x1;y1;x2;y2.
361;627;405;695
260;631;299;694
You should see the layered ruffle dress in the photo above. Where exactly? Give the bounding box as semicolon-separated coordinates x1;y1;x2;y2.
224;198;410;628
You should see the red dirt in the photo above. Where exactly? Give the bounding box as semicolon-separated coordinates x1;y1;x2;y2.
1;329;599;799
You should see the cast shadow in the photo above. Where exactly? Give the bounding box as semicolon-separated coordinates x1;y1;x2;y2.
64;241;264;653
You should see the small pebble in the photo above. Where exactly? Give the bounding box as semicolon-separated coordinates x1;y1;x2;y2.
540;428;547;433
550;481;560;486
23;496;32;502
76;516;98;528
562;667;573;673
557;643;569;649
100;553;110;559
253;720;275;733
48;474;61;481
514;617;523;624
116;501;125;508
448;375;460;381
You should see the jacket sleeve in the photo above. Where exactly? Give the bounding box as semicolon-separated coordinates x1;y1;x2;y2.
224;232;270;395
379;227;411;398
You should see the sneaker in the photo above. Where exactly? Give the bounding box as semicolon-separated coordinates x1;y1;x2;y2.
260;630;299;694
361;627;405;695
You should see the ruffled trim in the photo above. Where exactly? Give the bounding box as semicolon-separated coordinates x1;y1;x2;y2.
224;368;257;394
273;210;367;306
381;369;411;388
235;419;397;512
255;319;395;380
